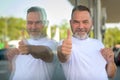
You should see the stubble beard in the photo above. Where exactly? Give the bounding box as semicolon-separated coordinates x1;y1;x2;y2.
27;29;45;40
73;28;88;40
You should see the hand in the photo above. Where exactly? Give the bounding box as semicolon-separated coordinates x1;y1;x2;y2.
61;29;72;56
101;48;114;63
6;48;19;61
18;40;29;55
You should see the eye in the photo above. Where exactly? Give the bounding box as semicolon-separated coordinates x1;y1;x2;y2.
36;21;42;24
83;20;89;24
72;20;79;24
27;21;33;25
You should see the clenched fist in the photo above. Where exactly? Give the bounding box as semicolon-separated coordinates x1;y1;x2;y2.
18;40;29;55
100;48;114;63
7;48;19;61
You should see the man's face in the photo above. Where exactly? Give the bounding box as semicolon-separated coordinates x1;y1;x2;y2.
26;12;45;38
70;10;92;39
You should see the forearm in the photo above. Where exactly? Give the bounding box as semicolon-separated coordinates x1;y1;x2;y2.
57;46;70;63
28;45;53;62
8;57;17;72
106;62;117;78
6;48;19;71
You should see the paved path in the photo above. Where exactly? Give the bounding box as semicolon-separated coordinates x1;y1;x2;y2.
0;60;11;80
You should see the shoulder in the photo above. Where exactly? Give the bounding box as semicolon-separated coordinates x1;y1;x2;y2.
58;39;64;46
43;37;58;48
89;38;102;43
46;38;58;45
89;38;104;47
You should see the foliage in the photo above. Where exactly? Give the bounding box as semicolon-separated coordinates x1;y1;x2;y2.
103;27;120;47
0;17;120;48
0;17;26;41
59;21;70;40
50;25;57;39
50;21;70;40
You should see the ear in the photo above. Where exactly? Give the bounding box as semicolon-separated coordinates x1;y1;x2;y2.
69;19;71;24
46;20;49;26
69;20;72;27
69;20;73;35
91;20;93;29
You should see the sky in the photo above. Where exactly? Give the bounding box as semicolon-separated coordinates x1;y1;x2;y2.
0;0;73;26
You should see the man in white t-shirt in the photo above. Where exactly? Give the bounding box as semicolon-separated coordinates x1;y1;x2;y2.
7;6;65;80
57;5;117;80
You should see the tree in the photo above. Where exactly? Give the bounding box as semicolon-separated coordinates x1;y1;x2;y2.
59;20;70;40
0;17;26;41
103;27;120;47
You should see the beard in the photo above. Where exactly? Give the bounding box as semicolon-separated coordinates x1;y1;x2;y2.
27;29;45;40
73;28;88;40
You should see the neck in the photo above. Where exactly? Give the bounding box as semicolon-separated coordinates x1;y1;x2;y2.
30;34;46;40
73;34;88;40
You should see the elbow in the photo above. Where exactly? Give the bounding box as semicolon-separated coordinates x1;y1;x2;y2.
59;58;67;63
42;52;54;63
46;53;54;62
33;54;53;62
108;73;115;78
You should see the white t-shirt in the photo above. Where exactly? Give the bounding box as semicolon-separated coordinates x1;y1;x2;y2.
11;37;57;80
60;37;108;80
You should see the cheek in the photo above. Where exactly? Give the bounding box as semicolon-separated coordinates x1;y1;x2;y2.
37;26;44;32
86;26;92;31
71;24;77;29
38;26;43;30
26;24;32;29
71;26;76;33
26;26;30;30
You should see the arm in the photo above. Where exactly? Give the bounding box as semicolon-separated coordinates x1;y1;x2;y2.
101;48;117;78
57;30;72;63
19;41;54;62
106;61;117;78
57;46;71;62
28;45;54;62
6;48;19;71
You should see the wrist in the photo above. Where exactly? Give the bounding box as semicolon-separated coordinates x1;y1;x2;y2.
58;46;69;57
107;61;115;65
27;45;32;54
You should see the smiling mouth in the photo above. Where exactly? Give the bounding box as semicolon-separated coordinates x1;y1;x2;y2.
76;28;86;32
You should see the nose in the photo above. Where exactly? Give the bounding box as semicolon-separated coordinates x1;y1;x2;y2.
78;22;84;28
31;23;36;29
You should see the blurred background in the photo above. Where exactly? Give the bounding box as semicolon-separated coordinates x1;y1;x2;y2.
0;0;120;80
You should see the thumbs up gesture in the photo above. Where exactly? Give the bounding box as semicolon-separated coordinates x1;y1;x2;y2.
61;29;72;55
18;29;29;55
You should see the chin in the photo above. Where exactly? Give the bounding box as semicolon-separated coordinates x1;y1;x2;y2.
74;32;88;40
30;35;40;40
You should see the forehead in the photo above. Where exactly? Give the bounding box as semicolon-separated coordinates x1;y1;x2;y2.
72;10;91;20
27;12;42;21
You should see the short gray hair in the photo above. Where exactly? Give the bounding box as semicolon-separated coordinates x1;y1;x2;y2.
27;6;47;21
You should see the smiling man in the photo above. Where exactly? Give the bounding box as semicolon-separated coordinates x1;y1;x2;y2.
57;5;117;80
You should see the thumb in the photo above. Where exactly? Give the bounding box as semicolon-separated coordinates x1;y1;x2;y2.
21;29;28;44
21;29;25;40
19;40;25;45
67;29;71;40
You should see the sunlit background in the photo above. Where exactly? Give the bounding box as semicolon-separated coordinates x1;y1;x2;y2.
0;0;120;48
0;0;120;80
0;0;73;26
